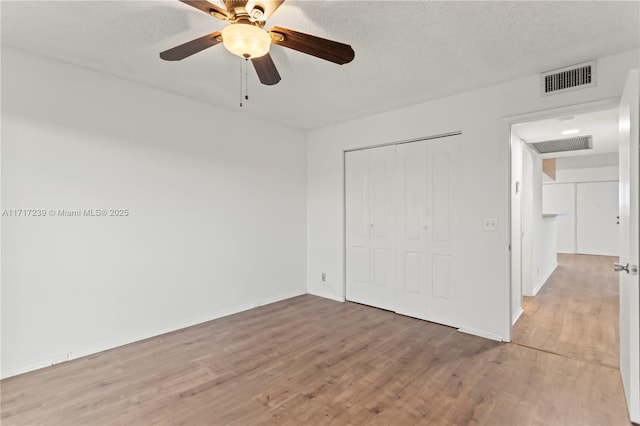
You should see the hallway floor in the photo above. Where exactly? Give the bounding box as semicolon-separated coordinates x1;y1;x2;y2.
513;253;620;368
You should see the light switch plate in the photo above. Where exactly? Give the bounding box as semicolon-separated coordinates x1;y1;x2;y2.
483;218;498;232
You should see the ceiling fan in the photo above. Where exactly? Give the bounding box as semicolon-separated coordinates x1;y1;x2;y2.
160;0;355;86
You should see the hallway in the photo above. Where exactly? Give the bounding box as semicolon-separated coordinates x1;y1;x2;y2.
513;253;619;368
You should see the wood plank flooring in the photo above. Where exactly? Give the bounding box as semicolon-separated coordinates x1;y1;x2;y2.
513;253;620;368
2;294;630;425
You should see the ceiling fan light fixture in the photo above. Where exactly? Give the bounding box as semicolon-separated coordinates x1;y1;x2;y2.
221;23;271;59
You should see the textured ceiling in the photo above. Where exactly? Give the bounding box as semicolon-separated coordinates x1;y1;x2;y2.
1;1;639;129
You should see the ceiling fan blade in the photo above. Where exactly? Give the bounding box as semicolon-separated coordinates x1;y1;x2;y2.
268;26;355;65
160;31;222;61
251;54;281;85
179;0;229;20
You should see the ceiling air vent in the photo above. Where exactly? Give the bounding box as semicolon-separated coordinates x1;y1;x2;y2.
541;61;596;96
528;136;593;154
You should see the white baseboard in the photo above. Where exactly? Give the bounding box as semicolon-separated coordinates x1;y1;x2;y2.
457;326;504;342
532;262;558;296
512;307;524;325
1;289;306;379
259;289;307;307
307;288;345;303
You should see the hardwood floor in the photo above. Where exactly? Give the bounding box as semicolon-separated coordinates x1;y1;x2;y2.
2;294;630;425
513;253;620;368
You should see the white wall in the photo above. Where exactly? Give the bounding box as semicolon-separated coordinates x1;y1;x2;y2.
556;165;619;182
306;49;639;341
522;144;558;297
1;47;307;378
534;216;559;295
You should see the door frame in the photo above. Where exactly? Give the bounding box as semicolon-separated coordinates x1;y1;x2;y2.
503;97;621;342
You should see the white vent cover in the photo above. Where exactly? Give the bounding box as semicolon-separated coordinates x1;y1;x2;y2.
529;136;593;154
541;61;596;95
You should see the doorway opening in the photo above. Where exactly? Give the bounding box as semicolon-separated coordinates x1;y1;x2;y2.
509;105;621;367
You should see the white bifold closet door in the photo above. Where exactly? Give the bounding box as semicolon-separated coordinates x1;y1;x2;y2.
345;145;395;311
395;139;456;325
346;137;458;327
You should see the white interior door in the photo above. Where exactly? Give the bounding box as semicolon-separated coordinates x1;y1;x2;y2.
576;181;619;256
395;141;428;319
618;69;639;423
345;146;395;311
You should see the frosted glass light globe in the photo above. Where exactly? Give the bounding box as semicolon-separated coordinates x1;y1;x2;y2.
221;23;271;59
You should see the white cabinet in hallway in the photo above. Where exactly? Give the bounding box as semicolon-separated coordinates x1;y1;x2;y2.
345;136;459;327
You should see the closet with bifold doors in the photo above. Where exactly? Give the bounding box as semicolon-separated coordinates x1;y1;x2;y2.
345;134;460;328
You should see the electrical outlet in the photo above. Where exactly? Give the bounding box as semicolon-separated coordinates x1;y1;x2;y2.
483;218;498;232
321;272;326;282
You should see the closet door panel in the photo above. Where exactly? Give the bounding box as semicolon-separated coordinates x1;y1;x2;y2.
426;140;459;327
403;252;422;294
351;247;370;285
395;141;428;319
370;146;395;300
432;254;451;299
345;150;371;301
345;146;395;311
431;152;451;243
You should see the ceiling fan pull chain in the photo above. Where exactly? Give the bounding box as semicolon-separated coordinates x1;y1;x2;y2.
239;57;244;107
245;58;249;101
